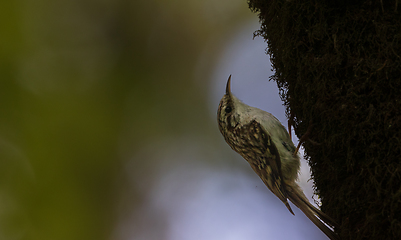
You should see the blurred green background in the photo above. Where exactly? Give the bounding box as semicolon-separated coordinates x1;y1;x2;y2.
0;1;257;240
1;0;330;239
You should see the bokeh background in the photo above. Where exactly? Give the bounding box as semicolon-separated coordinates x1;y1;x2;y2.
1;0;327;239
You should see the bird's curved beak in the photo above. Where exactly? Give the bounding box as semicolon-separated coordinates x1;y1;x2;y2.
226;75;231;95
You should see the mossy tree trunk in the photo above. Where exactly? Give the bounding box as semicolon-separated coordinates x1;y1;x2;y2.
248;0;401;239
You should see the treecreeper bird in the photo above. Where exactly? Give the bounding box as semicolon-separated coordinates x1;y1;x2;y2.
217;75;340;240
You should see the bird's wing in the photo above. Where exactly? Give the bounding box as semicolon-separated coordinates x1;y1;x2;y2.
246;120;295;215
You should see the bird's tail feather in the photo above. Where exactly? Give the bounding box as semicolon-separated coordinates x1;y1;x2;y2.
287;184;340;240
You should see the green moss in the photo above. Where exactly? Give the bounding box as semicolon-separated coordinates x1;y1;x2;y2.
248;0;401;239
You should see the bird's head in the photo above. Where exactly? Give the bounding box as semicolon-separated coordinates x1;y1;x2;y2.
217;75;245;135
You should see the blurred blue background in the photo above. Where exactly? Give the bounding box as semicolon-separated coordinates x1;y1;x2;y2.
0;0;328;239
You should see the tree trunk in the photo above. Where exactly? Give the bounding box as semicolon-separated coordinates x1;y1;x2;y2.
248;0;401;239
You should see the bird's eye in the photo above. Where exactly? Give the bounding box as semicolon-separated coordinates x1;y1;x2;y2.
225;106;232;113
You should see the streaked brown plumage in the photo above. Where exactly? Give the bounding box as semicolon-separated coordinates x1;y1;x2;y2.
217;75;340;240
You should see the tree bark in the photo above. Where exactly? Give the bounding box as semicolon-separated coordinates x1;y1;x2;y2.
248;0;401;239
